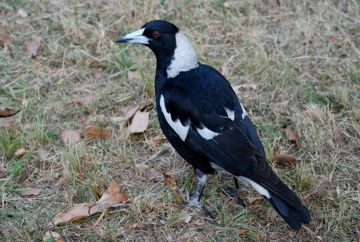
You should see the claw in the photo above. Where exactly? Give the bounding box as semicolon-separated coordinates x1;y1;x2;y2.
221;186;246;207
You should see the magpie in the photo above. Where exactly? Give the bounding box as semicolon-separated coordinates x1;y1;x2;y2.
116;20;310;230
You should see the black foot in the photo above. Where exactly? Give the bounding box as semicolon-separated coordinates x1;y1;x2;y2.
221;186;246;207
184;196;215;219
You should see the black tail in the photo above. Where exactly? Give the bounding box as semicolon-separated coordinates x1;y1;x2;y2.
267;190;310;230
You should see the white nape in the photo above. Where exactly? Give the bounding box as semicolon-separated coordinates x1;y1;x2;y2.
167;32;199;78
225;108;235;121
240;104;248;119
237;176;270;198
160;95;189;141
122;28;149;44
196;126;220;140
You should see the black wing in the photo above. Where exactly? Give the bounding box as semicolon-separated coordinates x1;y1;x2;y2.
162;63;266;175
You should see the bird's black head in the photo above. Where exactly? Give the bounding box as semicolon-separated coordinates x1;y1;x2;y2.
116;20;198;78
116;20;179;62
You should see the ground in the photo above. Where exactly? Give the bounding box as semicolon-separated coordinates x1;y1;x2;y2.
1;0;359;241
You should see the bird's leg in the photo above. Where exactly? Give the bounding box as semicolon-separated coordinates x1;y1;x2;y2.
187;169;206;207
186;169;215;218
220;177;246;207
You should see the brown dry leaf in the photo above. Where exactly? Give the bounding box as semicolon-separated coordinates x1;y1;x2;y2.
0;25;11;46
53;203;92;224
273;154;298;166
69;95;100;105
0;106;19;117
127;110;149;134
15;148;26;157
237;227;249;235
304;180;332;201
163;173;183;203
61;130;80;145
246;196;263;205
0;118;16;129
20;188;41;197
128;71;141;82
123;105;140;123
43;231;65;242
284;125;301;149
328;35;337;44
53;181;127;225
25;35;42;57
84;125;112;140
95;182;129;212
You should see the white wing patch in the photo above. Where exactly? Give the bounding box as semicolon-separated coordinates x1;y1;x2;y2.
167;32;199;79
196;126;219;140
237;176;270;198
160;95;190;141
240;104;248;119
225;108;235;121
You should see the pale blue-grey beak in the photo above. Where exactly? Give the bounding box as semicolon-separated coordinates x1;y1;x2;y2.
115;28;149;44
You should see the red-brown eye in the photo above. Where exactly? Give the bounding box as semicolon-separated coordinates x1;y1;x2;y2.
151;31;161;39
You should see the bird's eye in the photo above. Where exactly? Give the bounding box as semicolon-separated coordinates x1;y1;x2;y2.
151;31;161;39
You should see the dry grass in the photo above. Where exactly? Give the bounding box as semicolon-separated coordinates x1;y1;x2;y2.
1;0;360;241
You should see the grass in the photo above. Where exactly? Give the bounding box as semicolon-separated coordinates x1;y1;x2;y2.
1;0;360;241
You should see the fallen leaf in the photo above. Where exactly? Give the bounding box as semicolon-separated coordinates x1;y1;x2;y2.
43;231;65;242
24;35;42;57
15;148;26;157
123;102;153;125
53;181;127;225
0;25;11;46
61;130;80;145
284;125;301;149
127;111;149;134
304;180;332;201
0;118;16;129
0;106;19;117
21;188;41;197
328;35;337;44
84;125;112;140
237;227;249;235
273;154;298;166
127;71;141;82
163;173;183;204
17;9;28;18
246;196;263;205
123;105;140;123
69;95;100;105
